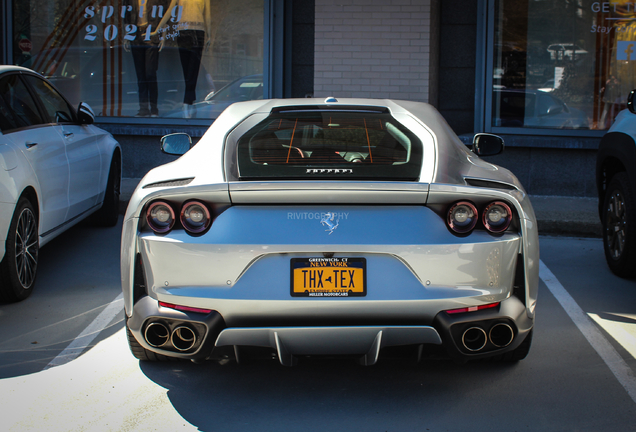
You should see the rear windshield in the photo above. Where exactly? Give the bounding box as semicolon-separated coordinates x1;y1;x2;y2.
236;109;423;180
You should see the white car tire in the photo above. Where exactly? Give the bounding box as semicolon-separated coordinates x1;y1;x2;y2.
0;197;39;302
93;154;120;227
126;319;180;362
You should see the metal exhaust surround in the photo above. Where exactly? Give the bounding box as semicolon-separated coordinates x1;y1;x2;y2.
171;326;197;351
462;327;487;352
145;322;170;347
489;323;514;348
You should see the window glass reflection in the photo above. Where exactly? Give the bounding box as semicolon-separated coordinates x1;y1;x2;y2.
0;75;44;131
14;0;264;119
492;0;636;130
23;75;75;123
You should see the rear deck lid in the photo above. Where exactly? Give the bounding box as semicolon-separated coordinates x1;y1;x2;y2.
227;106;428;203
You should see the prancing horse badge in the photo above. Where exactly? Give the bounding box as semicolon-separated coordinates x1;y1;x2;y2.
320;212;339;235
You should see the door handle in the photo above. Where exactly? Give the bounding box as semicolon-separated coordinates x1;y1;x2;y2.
25;142;38;148
63;132;74;138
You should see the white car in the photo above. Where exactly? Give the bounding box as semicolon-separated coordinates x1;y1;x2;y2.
0;66;121;302
122;97;538;365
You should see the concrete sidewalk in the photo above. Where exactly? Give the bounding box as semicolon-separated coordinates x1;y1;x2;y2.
529;195;600;238
120;178;602;238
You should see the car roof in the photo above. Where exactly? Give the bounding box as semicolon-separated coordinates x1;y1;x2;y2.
237;97;436;117
0;65;43;76
495;89;550;96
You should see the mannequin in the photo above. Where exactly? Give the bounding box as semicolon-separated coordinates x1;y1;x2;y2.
124;0;170;117
153;0;212;118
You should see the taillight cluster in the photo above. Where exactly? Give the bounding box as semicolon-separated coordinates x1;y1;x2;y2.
146;200;213;234
447;200;512;235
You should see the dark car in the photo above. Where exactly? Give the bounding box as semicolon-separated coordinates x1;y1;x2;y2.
164;74;263;119
596;90;636;278
493;89;588;129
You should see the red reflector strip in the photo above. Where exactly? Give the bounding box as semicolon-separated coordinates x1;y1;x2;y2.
445;302;500;315
159;301;212;314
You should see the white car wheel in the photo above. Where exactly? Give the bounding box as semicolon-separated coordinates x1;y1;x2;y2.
0;197;39;302
93;155;120;227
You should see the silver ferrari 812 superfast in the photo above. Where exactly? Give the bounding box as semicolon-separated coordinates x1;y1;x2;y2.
121;97;539;365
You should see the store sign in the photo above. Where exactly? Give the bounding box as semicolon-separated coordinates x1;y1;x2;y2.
83;5;184;42
18;39;32;53
591;2;636;13
13;0;264;119
617;41;636;61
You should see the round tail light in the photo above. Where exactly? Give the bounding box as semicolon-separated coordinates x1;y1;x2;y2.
146;201;175;233
448;201;478;234
180;201;211;233
483;201;512;233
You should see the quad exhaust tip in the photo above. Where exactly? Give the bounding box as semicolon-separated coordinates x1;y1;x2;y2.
145;322;170;347
462;327;487;352
489;323;514;348
144;322;197;352
461;323;515;352
171;326;197;351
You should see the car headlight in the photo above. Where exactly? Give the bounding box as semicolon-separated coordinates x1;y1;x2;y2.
447;201;478;234
180;201;211;233
146;201;175;233
482;201;512;233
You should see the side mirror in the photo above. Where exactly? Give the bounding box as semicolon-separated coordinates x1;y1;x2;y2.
161;133;192;156
628;90;636;114
77;102;95;124
472;133;504;156
542;104;564;116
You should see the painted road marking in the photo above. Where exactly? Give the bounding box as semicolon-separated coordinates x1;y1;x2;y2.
540;260;636;404
588;312;636;360
44;293;124;369
45;260;636;407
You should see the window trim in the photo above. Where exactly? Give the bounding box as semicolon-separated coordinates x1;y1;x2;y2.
0;71;47;133
476;0;606;141
233;109;425;182
21;73;78;125
5;0;281;135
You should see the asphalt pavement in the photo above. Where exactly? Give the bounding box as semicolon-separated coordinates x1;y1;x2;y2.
120;178;602;238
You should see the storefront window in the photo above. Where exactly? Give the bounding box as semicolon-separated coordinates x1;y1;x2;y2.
492;0;636;131
13;0;264;119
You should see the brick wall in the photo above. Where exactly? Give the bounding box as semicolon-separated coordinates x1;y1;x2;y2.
314;0;438;104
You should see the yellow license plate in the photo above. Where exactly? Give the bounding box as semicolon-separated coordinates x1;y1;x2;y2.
291;258;366;297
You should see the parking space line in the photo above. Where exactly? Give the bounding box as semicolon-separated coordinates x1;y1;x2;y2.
539;260;636;404
44;293;124;370
588;313;636;361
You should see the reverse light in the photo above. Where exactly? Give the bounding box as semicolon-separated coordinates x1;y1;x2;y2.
445;302;500;315
159;301;212;314
146;201;175;233
447;201;478;234
483;201;512;233
181;201;211;233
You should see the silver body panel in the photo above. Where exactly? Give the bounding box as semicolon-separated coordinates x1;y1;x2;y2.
121;97;539;362
138;205;520;323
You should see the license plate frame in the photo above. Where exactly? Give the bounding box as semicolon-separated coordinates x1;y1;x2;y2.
290;257;367;297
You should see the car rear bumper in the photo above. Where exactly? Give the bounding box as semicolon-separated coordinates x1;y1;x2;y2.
124;204;533;363
127;294;532;364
